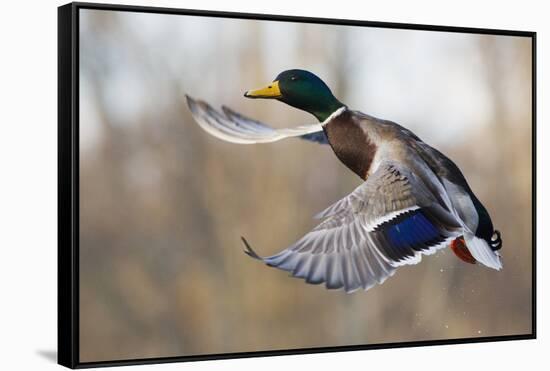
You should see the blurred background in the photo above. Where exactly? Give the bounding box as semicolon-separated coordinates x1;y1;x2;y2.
78;9;533;362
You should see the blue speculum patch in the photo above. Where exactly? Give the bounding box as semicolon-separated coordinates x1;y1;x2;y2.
386;212;439;249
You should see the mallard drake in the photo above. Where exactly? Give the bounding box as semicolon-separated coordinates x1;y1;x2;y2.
186;69;502;293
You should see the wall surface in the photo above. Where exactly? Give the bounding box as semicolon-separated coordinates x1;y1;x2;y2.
0;0;547;370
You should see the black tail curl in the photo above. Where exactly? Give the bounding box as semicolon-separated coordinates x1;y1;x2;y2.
490;230;502;251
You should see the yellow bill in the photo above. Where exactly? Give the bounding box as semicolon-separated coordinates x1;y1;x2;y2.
244;80;282;99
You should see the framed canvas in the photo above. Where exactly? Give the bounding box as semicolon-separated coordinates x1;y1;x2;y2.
58;2;537;368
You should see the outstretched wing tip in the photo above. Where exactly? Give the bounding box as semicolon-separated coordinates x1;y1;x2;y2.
185;94;202;113
241;236;263;261
185;96;326;145
184;94;195;105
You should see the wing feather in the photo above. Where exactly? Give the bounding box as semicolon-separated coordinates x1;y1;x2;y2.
186;96;328;144
244;161;462;293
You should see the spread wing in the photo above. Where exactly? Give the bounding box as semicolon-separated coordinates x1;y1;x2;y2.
244;161;463;293
186;95;329;144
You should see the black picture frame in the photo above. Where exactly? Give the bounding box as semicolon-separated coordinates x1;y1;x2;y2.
58;2;537;368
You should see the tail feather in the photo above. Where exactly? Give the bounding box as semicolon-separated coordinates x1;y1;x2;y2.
464;233;502;270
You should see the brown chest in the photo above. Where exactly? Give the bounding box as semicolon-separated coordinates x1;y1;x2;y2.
323;113;377;180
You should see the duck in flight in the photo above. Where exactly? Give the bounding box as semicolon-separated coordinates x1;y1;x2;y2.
186;69;502;293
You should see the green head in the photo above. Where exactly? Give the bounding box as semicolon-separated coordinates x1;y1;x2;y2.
244;69;345;122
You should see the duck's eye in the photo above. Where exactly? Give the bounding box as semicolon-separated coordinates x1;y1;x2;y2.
291;76;298;81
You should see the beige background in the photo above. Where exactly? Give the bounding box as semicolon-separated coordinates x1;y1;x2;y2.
79;9;533;362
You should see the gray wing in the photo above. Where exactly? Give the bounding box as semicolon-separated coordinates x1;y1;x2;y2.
186;95;328;145
244;161;463;293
